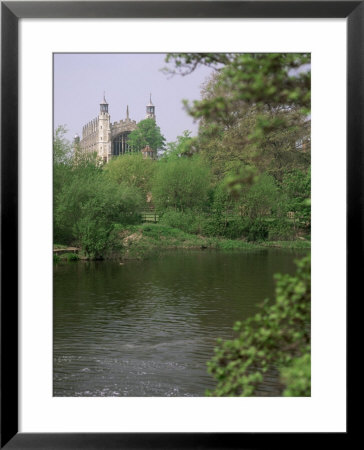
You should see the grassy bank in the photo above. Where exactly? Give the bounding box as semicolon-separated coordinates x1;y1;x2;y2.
261;240;311;250
54;224;310;262
53;252;80;263
109;224;310;261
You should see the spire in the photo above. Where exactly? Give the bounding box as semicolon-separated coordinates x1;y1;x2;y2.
126;105;129;120
100;91;108;105
146;93;156;120
100;91;109;113
147;93;154;106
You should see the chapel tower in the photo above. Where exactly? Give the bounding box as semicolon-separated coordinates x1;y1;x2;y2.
145;93;156;120
98;93;111;162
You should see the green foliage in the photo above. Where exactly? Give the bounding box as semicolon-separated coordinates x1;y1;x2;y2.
64;253;79;262
207;255;311;396
104;152;156;199
267;218;295;241
54;151;103;244
151;155;212;212
159;209;200;234
164;130;196;158
166;53;311;117
53;253;60;263
54;52;311;261
166;53;311;199
72;181;142;258
118;223;262;260
282;169;311;226
159;209;270;242
244;219;269;242
53;129;143;258
263;240;311;250
213;217;244;239
53;125;72;165
53;126;74;218
281;353;311;396
127;118;166;152
238;173;281;219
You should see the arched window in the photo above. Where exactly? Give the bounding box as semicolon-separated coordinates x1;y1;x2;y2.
112;132;131;156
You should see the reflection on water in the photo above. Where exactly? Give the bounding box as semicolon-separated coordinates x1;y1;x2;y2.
53;249;304;396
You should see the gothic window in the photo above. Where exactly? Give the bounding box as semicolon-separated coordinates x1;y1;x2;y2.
112;132;131;156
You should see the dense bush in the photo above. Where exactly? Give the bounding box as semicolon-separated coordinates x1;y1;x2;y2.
103;152;156;200
245;219;269;241
71;181;142;258
151;155;212;212
281;353;311;397
159;209;200;234
267;218;295;241
219;218;247;239
207;255;311;396
159;210;271;242
65;253;79;262
281;169;311;227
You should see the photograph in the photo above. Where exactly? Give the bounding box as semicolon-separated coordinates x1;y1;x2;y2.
53;52;311;398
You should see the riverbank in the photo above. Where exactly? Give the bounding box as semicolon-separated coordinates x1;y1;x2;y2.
55;223;310;262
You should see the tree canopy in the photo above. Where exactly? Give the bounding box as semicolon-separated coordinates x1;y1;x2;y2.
127;118;166;152
151;155;211;212
165;53;310;117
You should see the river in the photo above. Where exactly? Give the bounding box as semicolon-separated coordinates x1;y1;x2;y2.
53;249;305;396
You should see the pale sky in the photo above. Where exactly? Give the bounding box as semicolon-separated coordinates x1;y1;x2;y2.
53;53;214;144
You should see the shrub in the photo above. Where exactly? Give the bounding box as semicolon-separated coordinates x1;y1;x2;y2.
267;218;295;241
201;217;268;241
151;155;211;211
159;209;200;234
245;219;269;241
220;217;250;239
281;353;311;397
196;216;220;237
65;253;79;262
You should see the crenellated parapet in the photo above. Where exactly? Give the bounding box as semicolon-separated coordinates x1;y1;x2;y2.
111;119;137;138
82;117;99;139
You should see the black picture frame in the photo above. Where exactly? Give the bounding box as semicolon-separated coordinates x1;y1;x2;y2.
1;1;358;448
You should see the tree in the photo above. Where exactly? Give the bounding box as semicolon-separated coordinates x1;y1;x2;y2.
151;155;212;212
53;125;73;165
53;128;143;252
53;126;75;243
54;153;103;245
73;179;142;258
53;126;73;207
55;165;143;257
236;173;281;220
195;72;310;181
165;53;311;188
281;169;311;228
103;152;156;200
127;118;166;153
165;53;310;118
163;130;196;158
